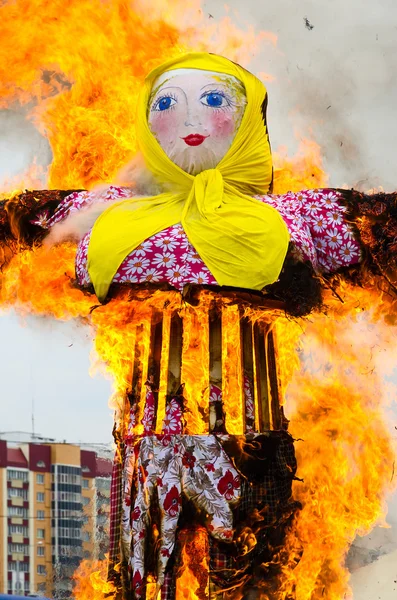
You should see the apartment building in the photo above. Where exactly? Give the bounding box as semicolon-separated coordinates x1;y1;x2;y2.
0;441;112;598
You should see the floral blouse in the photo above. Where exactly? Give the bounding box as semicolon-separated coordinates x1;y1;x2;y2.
44;185;361;290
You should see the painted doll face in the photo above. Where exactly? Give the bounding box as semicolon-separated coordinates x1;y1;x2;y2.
148;69;246;175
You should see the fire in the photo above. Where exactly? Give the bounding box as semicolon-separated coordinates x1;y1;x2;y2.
0;1;396;599
0;0;271;191
181;300;211;434
273;138;328;194
221;303;244;433
72;559;116;599
175;528;209;599
0;160;48;197
260;283;397;600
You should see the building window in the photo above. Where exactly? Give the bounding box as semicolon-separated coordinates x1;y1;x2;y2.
8;561;29;572
59;527;81;539
59;472;82;485
8;506;28;518
82;496;90;506
57;507;82;519
37;546;45;556
82;478;89;489
37;510;45;520
37;529;45;539
37;492;45;502
7;469;28;481
56;491;82;502
8;525;28;536
8;543;29;554
82;530;91;542
37;565;46;575
8;487;28;500
36;473;44;484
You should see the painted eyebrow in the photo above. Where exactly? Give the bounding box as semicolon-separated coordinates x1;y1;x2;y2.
199;82;230;91
151;85;185;98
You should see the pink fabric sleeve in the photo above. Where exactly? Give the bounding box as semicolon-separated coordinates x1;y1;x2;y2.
45;185;133;228
259;188;361;273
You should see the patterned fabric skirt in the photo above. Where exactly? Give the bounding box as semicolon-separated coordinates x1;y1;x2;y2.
107;382;298;600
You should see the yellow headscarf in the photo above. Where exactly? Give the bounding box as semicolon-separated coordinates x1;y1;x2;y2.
87;52;289;301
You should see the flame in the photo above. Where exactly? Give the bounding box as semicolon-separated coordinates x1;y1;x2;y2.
0;160;48;198
265;285;397;600
72;559;116;600
156;309;172;432
0;1;396;599
175;528;209;599
222;302;244;433
0;0;273;190
181;299;211;434
0;244;93;318
273;138;328;194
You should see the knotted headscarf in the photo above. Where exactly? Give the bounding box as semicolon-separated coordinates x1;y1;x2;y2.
87;52;289;301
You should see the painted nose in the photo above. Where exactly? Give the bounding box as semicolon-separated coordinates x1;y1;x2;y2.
184;107;202;127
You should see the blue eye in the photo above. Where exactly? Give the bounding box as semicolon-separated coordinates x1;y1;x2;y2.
201;92;227;108
153;96;176;111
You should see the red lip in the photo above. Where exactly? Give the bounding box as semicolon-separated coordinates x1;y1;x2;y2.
181;134;209;146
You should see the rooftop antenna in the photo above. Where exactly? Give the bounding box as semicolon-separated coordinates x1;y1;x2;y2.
30;363;35;439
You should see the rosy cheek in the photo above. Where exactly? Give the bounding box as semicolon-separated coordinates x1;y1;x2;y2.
208;112;236;139
149;112;179;147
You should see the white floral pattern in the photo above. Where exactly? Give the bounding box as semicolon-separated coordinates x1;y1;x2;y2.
47;186;361;292
120;386;239;597
258;188;361;272
130;433;239;596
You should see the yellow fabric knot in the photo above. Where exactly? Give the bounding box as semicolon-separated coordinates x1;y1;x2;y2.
87;53;290;301
185;169;223;216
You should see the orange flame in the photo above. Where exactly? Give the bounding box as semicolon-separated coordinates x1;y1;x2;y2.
175;528;209;599
72;559;116;600
221;302;244;433
181;300;211;434
266;284;397;600
0;0;274;190
0;160;48;198
273;138;328;194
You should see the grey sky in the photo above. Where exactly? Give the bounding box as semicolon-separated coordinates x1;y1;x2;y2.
0;313;113;444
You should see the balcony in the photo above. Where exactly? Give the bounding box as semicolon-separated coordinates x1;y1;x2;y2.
11;553;25;561
10;497;24;507
9;479;24;489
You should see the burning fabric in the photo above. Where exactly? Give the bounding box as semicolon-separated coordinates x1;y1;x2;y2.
1;47;396;600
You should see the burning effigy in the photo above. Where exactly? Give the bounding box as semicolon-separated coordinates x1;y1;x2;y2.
0;2;396;600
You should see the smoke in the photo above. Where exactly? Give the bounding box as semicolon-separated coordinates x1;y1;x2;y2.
45;152;166;246
44;201;114;245
114;152;165;195
0;109;51;190
231;0;397;191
